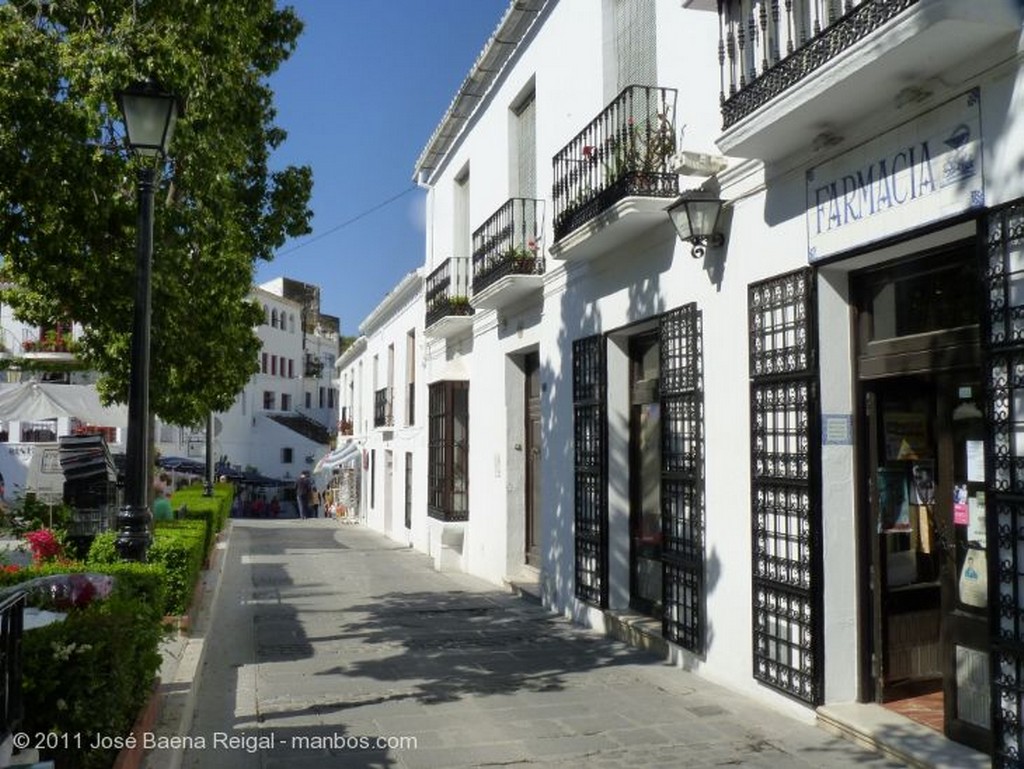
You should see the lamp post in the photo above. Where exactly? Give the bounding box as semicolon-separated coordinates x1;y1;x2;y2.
115;79;179;561
666;190;725;259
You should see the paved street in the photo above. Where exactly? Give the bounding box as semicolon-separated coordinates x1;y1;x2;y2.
169;519;905;769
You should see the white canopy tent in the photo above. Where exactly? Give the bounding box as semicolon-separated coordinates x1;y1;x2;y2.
0;382;128;426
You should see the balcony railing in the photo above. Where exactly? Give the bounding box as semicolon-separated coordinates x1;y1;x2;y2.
373;387;393;428
552;85;679;241
0;590;24;743
425;257;474;329
304;355;324;378
472;198;545;295
21;325;75;355
719;0;917;129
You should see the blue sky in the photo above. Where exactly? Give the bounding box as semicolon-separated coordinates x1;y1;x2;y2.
258;1;509;336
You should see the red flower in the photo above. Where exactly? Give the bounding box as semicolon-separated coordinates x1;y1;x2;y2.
24;528;62;564
582;145;594;158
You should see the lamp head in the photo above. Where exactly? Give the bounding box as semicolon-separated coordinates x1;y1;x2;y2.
666;190;725;259
116;79;180;158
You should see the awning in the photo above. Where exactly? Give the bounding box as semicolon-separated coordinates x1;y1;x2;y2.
0;382;128;426
314;439;362;474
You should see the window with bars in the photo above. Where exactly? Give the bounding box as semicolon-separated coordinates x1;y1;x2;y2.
748;268;822;706
428;381;469;522
573;335;608;607
660;304;704;653
983;198;1024;767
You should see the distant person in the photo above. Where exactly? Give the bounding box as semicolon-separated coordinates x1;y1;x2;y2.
296;471;312;519
269;496;281;517
152;489;174;522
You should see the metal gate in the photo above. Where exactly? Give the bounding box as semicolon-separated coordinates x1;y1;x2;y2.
748;268;823;705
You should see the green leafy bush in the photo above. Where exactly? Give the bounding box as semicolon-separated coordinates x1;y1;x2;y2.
20;596;163;769
148;521;206;615
0;561;167;622
87;521;206;616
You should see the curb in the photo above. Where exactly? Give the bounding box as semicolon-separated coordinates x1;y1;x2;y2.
141;525;233;769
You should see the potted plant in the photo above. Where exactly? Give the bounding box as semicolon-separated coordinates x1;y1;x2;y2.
447;295;472;316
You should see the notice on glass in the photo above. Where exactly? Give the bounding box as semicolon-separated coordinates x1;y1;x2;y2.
966;440;985;483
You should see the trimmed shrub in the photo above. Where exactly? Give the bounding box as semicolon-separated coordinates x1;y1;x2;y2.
86;524;205;617
20;595;163;769
0;561;167;623
147;520;206;615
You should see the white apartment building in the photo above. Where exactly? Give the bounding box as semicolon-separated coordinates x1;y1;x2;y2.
335;270;424;541
208;277;339;481
339;0;1024;764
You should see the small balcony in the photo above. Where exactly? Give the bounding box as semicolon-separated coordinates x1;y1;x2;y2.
373;387;393;428
471;198;545;311
717;0;1022;161
303;354;324;378
550;85;679;260
424;257;474;339
21;325;77;362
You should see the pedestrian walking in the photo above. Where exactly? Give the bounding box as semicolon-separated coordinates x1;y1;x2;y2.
296;470;312;519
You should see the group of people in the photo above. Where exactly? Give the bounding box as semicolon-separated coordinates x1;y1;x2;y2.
295;470;321;519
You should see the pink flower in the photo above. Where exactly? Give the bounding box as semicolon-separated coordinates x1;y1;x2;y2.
582;145;594;158
24;528;62;564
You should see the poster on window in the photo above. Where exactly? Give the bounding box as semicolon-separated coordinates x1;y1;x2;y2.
883;412;929;461
878;468;910;532
910;460;935;505
959;546;987;608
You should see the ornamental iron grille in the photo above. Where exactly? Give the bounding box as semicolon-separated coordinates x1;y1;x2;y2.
552;85;679;241
573;334;608;607
427;381;469;522
660;304;705;652
718;0;919;129
982;199;1024;768
748;268;823;705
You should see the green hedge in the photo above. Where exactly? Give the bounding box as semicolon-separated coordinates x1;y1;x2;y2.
87;519;206;616
20;596;163;769
170;482;233;556
0;561;167;622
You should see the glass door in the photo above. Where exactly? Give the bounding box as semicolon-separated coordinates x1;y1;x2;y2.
630;332;661;616
863;373;990;752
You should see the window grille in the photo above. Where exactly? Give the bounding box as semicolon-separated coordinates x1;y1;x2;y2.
983;198;1024;767
748;268;822;705
428;381;469;522
573;335;608;607
660;304;704;653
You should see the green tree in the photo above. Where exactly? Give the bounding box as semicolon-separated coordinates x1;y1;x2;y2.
0;0;313;426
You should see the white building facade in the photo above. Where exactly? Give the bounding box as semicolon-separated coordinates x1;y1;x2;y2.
210;277;338;480
340;0;1024;763
335;271;425;544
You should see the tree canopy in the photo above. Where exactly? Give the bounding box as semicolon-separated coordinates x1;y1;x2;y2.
0;0;313;427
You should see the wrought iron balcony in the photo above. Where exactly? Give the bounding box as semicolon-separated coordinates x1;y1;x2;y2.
717;0;1021;160
471;198;545;309
552;85;678;242
373;386;393;428
303;354;324;378
424;257;474;336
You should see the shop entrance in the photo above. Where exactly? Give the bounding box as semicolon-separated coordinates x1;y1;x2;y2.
855;245;990;752
629;330;661;616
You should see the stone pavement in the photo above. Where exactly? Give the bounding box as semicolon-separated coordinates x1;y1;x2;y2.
152;519;909;769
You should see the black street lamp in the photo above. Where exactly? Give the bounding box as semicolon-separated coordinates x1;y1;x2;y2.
666;189;726;259
114;79;179;561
